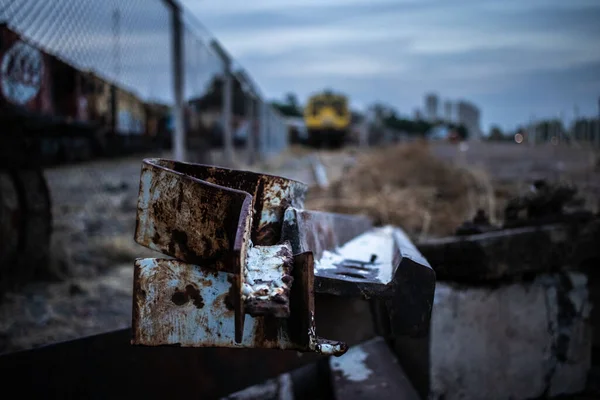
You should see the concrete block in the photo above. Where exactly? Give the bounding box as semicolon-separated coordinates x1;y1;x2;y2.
429;272;591;400
394;273;592;400
417;221;600;283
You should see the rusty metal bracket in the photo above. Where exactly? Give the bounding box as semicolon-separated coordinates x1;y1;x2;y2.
132;158;435;356
283;208;436;337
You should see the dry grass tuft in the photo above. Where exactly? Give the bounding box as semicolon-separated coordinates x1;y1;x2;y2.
306;142;497;239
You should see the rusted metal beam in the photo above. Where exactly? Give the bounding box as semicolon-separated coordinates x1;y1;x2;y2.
0;328;322;400
132;158;435;354
134;158;307;341
418;219;600;283
282;207;373;262
283;208;436;337
132;253;346;355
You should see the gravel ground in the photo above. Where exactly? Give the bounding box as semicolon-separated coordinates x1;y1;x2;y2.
0;142;597;355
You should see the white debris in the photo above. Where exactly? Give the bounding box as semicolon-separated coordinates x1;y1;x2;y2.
242;242;292;302
315;226;396;284
330;345;373;382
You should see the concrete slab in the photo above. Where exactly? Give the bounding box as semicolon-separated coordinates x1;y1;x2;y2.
394;272;592;400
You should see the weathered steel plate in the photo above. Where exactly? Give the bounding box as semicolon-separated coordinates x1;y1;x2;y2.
0;328;322;400
132;159;436;348
135;158;308;248
418;221;600;283
134;158;254;272
283;208;436;337
134;158;310;339
132;256;347;356
282;207;373;261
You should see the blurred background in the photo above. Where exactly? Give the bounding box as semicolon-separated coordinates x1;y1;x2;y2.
0;0;598;398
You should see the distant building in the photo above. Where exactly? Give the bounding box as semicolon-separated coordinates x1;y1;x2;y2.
444;101;453;123
456;100;482;140
414;109;423;121
425;93;439;122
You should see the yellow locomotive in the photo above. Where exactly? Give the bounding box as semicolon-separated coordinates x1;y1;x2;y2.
303;90;350;148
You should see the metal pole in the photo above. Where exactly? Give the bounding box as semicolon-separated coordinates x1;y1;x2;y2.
259;100;268;160
222;67;234;165
246;93;256;165
210;40;234;166
169;2;186;161
574;105;580;143
596;97;600;148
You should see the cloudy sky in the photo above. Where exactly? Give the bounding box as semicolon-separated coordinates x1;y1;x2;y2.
180;0;600;132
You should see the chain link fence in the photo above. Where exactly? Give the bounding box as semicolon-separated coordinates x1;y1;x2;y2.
0;0;290;349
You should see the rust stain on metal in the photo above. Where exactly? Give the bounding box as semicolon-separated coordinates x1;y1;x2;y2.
171;284;204;309
134;158;311;342
132;257;347;356
134;159;253;273
132;157;435;352
243;242;294;318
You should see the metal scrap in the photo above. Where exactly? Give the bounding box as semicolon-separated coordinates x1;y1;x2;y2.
429;180;600;283
283;208;436;337
455;179;595;237
132;158;436;354
134;158;308;341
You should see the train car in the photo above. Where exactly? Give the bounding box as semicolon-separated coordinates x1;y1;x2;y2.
0;23;96;126
303;90;351;148
0;24;55;292
0;23;106;165
0;23;53;117
0;24;157;292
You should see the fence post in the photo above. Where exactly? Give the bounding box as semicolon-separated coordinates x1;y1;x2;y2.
236;70;256;165
166;0;186;162
210;40;234;166
596;97;600;149
259;99;268;161
222;67;234;165
246;94;256;165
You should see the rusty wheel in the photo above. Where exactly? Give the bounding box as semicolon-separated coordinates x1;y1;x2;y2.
0;169;52;293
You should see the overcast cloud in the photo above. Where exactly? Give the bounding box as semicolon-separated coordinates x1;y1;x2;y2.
2;0;598;132
180;0;600;131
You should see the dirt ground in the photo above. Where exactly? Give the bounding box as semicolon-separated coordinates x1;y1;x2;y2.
0;142;598;354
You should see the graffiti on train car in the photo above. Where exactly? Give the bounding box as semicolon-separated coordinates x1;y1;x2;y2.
115;87;147;135
1;40;43;105
0;24;53;114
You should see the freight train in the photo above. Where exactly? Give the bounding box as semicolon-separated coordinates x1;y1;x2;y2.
0;24;175;166
303;90;350;148
0;23;220;292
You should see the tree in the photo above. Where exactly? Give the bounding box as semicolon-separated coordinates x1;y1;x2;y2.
270;92;303;117
285;93;299;110
488;125;504;141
